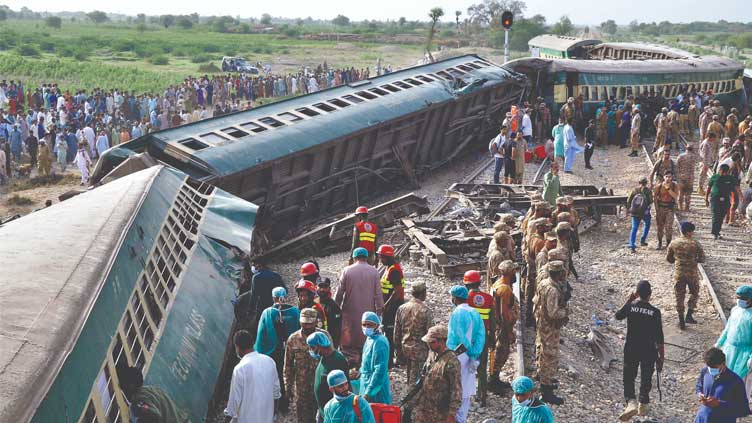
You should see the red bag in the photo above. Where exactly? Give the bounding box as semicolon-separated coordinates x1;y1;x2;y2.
525;151;534;163
371;403;401;423
534;145;547;160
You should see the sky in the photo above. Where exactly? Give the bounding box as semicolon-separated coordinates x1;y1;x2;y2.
3;0;748;25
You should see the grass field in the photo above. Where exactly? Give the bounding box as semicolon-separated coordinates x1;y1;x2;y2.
0;19;428;92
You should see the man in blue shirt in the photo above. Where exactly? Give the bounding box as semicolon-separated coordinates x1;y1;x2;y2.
695;347;750;423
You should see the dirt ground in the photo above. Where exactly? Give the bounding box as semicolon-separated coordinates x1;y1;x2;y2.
0;166;84;220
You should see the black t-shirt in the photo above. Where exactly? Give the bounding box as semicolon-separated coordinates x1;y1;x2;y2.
615;300;664;359
502;139;517;161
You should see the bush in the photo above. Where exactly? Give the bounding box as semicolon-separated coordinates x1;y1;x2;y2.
39;40;56;52
16;44;41;57
202;44;221;53
191;53;212;63
113;39;136;52
150;54;169;65
6;194;34;206
73;48;90;61
223;47;237;56
198;62;221;72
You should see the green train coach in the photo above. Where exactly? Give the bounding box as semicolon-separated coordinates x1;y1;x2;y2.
0;166;257;422
507;56;747;118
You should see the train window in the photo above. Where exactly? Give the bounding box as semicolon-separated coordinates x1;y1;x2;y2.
448;68;466;78
404;78;423;86
367;87;390;96
466;62;482;69
591;87;599;101
417;75;435;83
240;121;268;133
354;90;378;100
221;127;250;138
392;81;413;89
457;64;474;72
626;86;633;97
96;367;115;418
474;60;490;67
380;84;401;93
601;86;608;100
83;401;97;423
200;133;229;144
295;107;320;117
111;334;126;369
342;94;365;103
731;80;737;90
435;70;453;80
312;102;337;112
580;86;589;100
610;86;617;100
259;117;285;127
618;87;626;100
277;112;303;122
328;98;352;107
177;138;209;151
107;403;122;423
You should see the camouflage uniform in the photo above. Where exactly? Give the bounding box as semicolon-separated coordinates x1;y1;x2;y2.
394;296;433;385
284;328;328;423
653;113;669;152
411;349;463;423
687;104;698;137
491;263;520;375
653;181;678;246
707;120;724;161
666;236;706;316
667;109;680;145
726;114;738;140
676;150;699;210
533;267;568;385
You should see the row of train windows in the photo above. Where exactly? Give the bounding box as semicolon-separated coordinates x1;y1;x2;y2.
578;80;738;102
176;60;492;151
80;180;209;423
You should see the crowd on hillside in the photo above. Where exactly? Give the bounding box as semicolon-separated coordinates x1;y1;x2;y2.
0;63;390;184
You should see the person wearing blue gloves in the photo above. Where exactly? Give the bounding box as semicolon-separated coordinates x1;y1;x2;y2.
716;285;752;396
323;369;376;423
511;376;554;423
447;285;485;423
355;311;391;405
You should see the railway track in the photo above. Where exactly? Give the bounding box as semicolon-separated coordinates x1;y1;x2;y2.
639;135;752;323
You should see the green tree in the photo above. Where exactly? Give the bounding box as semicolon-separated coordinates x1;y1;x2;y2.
398;17;407;26
45;16;62;29
629;20;639;32
426;7;444;62
86;10;109;24
332;14;350;26
136;22;147;33
466;0;527;27
455;10;461;28
600;19;617;35
502;16;546;50
136;13;146;23
176;16;193;29
159;14;175;28
552;15;573;35
0;9;7;21
260;13;272;25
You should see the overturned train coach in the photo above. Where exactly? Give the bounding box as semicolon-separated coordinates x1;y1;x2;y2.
92;54;527;252
0;166;257;422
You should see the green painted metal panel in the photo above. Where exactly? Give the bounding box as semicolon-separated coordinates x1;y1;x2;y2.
578;70;741;85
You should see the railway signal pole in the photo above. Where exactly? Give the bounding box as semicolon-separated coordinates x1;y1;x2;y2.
501;11;513;63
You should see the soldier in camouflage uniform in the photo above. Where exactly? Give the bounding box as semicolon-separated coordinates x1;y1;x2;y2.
489;260;520;393
596;105;609;146
409;325;463;423
487;230;515;289
536;232;558;272
117;366;184;423
666;222;705;330
394;282;433;386
707;115;724;162
676;143;700;211
285;308;331;423
653;108;670;153
667;106;680;147
533;260;568;405
687;102;698;138
524;217;550;325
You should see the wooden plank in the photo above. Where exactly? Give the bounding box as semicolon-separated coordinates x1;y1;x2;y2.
401;218;448;265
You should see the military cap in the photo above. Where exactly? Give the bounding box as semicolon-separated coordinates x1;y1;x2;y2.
548;248;568;261
493;221;510;233
536;201;552;211
498;260;517;275
564;195;574;204
533;217;550;228
494;230;511;243
449;285;469;300
545;231;558;241
411;282;427;294
502;214;518;226
736;286;752;299
421;324;449;343
556;221;572;232
530;192;544;202
557;212;572;223
300;308;319;324
555;196;567;205
639;176;648;184
512;376;535;394
548;260;565;272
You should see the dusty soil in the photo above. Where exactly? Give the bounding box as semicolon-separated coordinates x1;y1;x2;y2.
0;166;83;220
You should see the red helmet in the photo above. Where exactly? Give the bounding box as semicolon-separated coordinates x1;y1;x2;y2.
463;270;482;284
300;262;318;276
377;244;395;257
355;206;369;214
295;279;317;294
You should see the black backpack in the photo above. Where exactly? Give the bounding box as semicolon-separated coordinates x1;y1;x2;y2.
629;190;649;216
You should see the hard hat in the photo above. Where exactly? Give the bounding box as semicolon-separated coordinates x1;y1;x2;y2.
377;244;395;257
463;270;482;284
300;262;318;276
295;279;317;294
355;206;369;214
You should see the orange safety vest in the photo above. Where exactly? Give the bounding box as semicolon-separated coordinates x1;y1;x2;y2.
381;263;404;298
355;221;378;253
467;291;494;332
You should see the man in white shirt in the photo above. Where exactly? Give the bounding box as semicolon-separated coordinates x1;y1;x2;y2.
224;330;281;423
489;125;507;184
521;108;533;144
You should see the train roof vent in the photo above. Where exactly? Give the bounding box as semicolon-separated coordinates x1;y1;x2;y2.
392;81;413;89
296;107;321;117
404;78;423;86
342;94;365;103
381;84;401;93
415;75;434;83
240;121;268;133
368;87;390;96
328;98;352;108
259;117;285;128
354;90;378;100
313;102;337;112
277;112;304;122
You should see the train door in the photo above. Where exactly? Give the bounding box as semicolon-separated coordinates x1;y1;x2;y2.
566;72;579;99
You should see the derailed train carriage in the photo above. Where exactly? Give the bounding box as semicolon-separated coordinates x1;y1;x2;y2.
0;166;257;423
93;54;528;251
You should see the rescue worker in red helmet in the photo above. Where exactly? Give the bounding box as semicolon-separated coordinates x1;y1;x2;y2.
296;279;327;331
302;260;343;348
377;244;405;367
464;269;496;406
351;206;378;265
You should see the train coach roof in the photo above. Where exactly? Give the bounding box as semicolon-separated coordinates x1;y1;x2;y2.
506;56;744;75
528;34;602;52
592;42;697;59
0;166;160;422
123;54;524;178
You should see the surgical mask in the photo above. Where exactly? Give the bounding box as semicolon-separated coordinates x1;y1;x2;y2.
738;299;749;308
519;398;533;407
334;393;350;401
308;351;321;360
362;327;375;337
708;367;721;377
